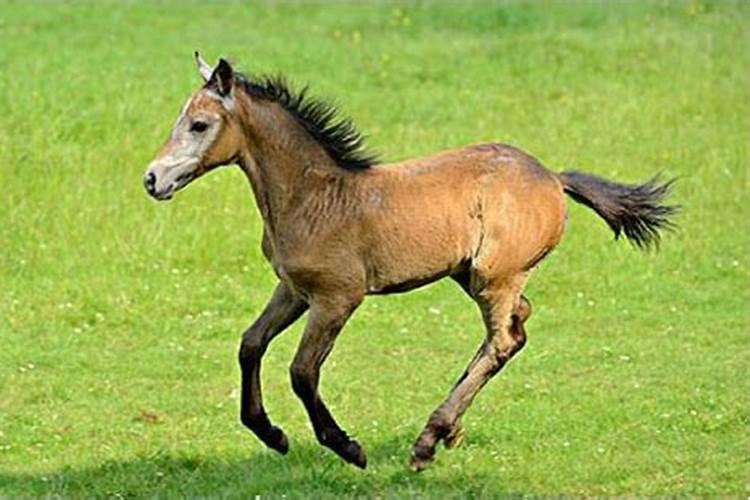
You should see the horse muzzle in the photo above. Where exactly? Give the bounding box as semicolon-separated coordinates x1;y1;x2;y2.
143;159;199;201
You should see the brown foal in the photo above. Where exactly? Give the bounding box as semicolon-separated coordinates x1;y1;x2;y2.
144;54;677;471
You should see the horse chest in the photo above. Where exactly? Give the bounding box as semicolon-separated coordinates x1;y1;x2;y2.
267;249;323;299
269;258;300;281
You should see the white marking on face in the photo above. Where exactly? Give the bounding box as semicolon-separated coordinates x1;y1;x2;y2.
172;96;192;132
145;93;222;200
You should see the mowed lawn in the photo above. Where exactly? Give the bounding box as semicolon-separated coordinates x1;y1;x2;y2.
1;1;747;497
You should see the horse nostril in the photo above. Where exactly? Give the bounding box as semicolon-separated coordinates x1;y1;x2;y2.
144;172;156;194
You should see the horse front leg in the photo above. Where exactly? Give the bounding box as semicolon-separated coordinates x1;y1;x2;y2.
238;282;308;453
289;293;366;468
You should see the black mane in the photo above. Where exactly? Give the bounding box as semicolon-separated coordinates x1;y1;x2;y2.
234;73;378;170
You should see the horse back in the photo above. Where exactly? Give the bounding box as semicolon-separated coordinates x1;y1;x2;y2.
358;144;566;292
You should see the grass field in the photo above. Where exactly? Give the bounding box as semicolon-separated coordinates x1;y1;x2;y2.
1;1;748;497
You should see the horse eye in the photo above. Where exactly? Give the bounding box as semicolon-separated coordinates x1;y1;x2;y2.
190;121;208;133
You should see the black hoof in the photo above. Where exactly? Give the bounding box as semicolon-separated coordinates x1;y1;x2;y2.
340;439;367;469
408;444;435;472
262;425;289;455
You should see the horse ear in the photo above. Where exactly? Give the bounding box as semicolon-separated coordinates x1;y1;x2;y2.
195;51;213;82
209;58;234;97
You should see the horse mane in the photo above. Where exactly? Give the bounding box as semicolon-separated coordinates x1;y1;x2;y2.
233;72;378;170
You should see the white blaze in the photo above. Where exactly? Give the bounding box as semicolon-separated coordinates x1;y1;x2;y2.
145;92;222;199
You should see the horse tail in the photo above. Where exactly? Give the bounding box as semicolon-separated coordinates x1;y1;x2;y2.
559;170;679;250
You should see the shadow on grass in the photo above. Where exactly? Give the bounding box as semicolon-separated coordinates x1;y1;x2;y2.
0;433;522;497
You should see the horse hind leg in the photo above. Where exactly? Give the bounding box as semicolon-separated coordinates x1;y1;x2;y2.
442;294;531;450
410;274;529;471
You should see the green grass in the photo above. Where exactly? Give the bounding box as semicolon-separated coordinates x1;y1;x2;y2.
1;0;748;496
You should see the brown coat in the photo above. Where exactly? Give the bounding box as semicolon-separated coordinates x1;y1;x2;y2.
144;55;676;471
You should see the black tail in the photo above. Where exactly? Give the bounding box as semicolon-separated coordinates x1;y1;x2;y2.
560;171;679;250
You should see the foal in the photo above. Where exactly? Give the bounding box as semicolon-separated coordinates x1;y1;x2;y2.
144;54;676;471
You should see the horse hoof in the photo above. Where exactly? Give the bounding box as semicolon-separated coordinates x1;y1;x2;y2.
444;425;465;449
341;440;367;469
408;445;435;472
266;425;289;455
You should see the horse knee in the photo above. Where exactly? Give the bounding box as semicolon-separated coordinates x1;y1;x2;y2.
238;327;264;369
289;359;315;401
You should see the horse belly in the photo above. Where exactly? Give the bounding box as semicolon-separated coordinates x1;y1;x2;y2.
363;207;477;295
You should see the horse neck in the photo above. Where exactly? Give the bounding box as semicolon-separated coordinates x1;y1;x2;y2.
235;95;342;234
